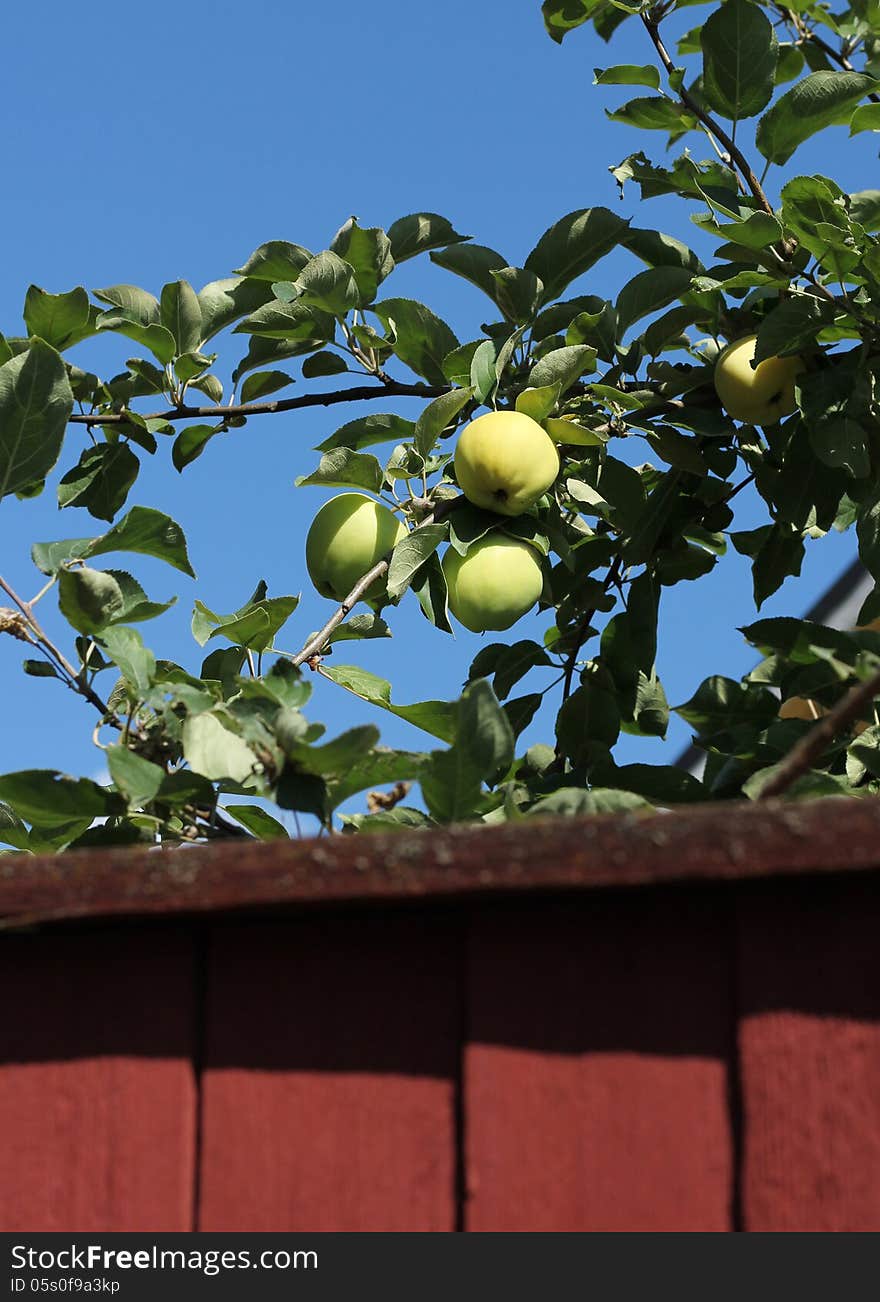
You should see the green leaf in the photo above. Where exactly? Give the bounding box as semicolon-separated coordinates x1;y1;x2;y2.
203;591;299;652
183;712;256;785
371;298;459;384
700;0;778;122
524;207;629;303
594;64;660;89
622;226;704;272
470;339;497;402
325;747;428;810
93;283;159;323
741;523;806;607
24;286;95;350
754;295;830;362
106;746;165;806
515;384;561;422
57;443;140;521
328;612;391;643
848;97;880;135
410;552;453;634
615;266;694;338
429;242;508;301
528;344;596;393
239;369;294;403
234;240;313;281
491;640;553;699
421;680;514;821
715;211;783;250
96;312;177;364
222;804;289;839
172;424;217;472
296;447;383;494
320;664;456;742
0;340;73;501
529;787;648;817
291;250;360;317
858;484;880;582
330;217;394;304
0;771;117;828
503;692;542;738
160;280;201;353
756;71;877;165
555;677;621;765
100;625;156;691
606;96;698;136
414;386;473;458
386;524;448;600
235;297;334;345
103;569;175;625
58;567;124;634
542;0;604;44
490;267;545;323
301;350;347;378
316;412;415;453
595;762;707;804
196;276;274;343
387;212;469;262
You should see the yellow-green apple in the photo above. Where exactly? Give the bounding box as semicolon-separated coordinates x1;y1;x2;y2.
306;492;406;603
713;335;803;425
442;533;544;632
454;410;559;516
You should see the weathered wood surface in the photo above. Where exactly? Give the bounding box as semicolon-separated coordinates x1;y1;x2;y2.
0;803;878;1232
464;891;734;1231
0;926;197;1231
4;796;880;928
198;913;460;1231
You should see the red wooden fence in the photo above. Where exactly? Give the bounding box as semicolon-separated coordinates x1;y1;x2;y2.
1;797;879;1232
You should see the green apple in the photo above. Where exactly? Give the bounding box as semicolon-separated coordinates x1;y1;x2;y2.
454;410;559;516
442;533;544;632
306;492;406;603
713;335;803;426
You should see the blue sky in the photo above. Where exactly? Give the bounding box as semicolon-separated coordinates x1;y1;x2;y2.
0;0;873;799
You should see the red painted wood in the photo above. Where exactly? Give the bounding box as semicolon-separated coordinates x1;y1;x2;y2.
0;926;197;1231
198;911;460;1231
738;876;880;1231
465;890;735;1231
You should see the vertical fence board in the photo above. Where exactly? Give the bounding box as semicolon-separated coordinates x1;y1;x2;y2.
738;876;880;1232
198;911;460;1231
0;926;197;1231
465;890;734;1231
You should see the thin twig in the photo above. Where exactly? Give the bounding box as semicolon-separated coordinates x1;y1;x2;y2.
290;499;458;667
642;13;777;219
559;554;624;711
776;5;880;104
68;380;447;427
757;664;880;800
0;574;115;721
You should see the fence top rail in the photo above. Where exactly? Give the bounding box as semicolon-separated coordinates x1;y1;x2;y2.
2;795;880;930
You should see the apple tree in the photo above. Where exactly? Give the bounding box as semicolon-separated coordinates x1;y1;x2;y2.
3;0;880;850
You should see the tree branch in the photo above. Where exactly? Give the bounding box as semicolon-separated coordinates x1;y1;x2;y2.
0;574;116;722
641;13;778;219
775;6;880;104
757;664;880;800
290;498;459;668
68;380;448;427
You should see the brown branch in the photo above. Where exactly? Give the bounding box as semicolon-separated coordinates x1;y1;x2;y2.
641;13;777;219
757;664;880;800
775;6;880;104
290;498;459;668
68;380;448;427
0;574;116;723
558;553;624;712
